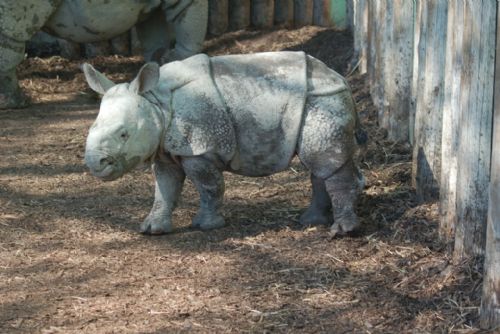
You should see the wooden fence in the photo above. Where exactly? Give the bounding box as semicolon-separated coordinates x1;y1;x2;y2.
208;0;351;35
351;0;500;328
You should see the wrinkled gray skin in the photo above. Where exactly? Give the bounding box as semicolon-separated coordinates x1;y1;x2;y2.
0;0;207;109
83;51;365;236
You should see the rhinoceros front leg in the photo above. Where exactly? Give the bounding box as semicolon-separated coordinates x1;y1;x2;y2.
140;157;185;235
181;156;225;230
325;160;361;237
0;37;29;109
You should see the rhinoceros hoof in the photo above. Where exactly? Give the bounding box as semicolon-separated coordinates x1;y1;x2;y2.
330;214;360;238
140;216;173;235
192;212;226;231
299;207;333;226
0;91;30;109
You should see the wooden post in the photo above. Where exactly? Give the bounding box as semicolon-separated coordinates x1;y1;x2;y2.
294;0;314;27
367;0;386;113
379;0;413;142
480;2;500;327
229;0;251;30
252;0;275;28
411;0;447;202
453;0;495;260
208;0;229;36
439;0;463;241
409;0;422;145
352;0;368;74
313;0;332;27
275;0;294;27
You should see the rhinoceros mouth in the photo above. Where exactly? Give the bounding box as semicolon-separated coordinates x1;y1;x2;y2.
90;164;124;181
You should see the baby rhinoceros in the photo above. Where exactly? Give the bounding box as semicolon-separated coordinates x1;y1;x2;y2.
83;51;366;236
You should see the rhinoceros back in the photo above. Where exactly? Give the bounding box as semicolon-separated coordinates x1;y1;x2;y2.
211;51;308;176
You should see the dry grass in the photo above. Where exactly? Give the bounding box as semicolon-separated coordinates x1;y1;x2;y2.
0;27;485;333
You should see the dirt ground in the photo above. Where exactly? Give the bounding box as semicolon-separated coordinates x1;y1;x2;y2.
0;27;485;333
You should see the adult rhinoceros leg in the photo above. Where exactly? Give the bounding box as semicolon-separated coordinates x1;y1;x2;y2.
300;174;333;226
140;157;185;235
163;0;208;61
135;8;171;62
0;34;29;109
181;156;225;230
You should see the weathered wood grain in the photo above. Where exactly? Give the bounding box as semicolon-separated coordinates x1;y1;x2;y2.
480;1;500;328
411;0;447;202
252;0;275;28
229;0;251;30
294;0;314;26
439;0;463;241
209;0;229;36
313;0;332;26
275;0;294;27
453;0;495;259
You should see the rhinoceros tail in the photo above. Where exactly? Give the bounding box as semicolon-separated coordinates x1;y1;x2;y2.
353;105;367;146
355;127;368;146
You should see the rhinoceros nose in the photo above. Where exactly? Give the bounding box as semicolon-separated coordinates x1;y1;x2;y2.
99;157;115;167
84;152;113;172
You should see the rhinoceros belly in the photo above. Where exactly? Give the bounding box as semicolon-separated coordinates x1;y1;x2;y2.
45;0;160;43
211;52;308;177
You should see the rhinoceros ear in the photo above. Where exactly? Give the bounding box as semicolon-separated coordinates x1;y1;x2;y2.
82;63;115;95
130;62;160;95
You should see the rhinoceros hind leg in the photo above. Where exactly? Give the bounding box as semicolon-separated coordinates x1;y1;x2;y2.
300;174;332;226
182;156;226;231
325;160;361;237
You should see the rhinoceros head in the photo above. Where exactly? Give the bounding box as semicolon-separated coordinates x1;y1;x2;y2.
82;62;163;181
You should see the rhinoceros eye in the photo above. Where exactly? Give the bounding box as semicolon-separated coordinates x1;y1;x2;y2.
120;131;129;141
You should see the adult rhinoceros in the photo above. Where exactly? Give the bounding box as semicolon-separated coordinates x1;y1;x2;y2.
0;0;207;109
82;51;366;236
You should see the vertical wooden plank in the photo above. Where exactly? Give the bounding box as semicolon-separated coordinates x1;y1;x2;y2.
379;0;413;142
313;0;332;27
480;1;500;328
368;0;386;114
480;4;500;325
352;0;368;74
439;0;463;241
409;0;421;145
275;0;294;27
411;0;447;202
229;0;251;31
208;0;229;36
252;0;275;28
294;0;314;27
454;0;495;259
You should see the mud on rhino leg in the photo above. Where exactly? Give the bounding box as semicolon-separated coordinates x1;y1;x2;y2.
325;160;361;236
140;157;185;235
300;174;333;226
181;156;226;230
0;35;29;109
